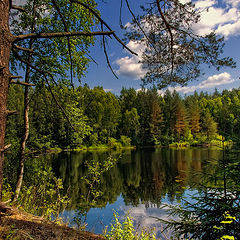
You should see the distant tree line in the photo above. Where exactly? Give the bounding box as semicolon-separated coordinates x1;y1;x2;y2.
6;85;240;149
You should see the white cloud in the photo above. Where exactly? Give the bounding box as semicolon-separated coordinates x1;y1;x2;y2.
12;0;26;6
194;0;216;9
165;72;234;94
103;88;113;92
193;0;240;38
179;0;191;4
115;56;146;79
224;0;240;8
115;41;147;80
216;20;240;38
199;72;234;88
121;204;172;237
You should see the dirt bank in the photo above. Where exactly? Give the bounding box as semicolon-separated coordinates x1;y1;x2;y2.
0;202;105;240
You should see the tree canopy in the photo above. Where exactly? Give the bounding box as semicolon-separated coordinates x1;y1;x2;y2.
125;0;236;88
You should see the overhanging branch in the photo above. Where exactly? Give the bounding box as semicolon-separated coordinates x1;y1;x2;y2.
101;23;118;79
12;48;58;86
125;0;157;52
156;0;174;75
10;79;35;87
14;31;114;42
70;0;137;56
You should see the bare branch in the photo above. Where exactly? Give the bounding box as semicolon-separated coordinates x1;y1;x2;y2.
156;0;174;75
6;110;18;115
45;77;76;132
0;144;11;152
9;75;22;79
11;5;25;12
13;45;34;53
85;51;98;65
12;48;58;86
70;0;137;56
101;23;118;79
14;31;114;42
125;0;157;52
10;80;35;86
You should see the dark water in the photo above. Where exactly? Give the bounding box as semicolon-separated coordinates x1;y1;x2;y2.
49;147;223;236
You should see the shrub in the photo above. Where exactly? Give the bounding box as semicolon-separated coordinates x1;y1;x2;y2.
120;136;132;146
104;212;156;240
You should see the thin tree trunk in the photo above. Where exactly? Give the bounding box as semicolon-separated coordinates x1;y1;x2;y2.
13;1;36;201
0;0;13;200
13;48;32;201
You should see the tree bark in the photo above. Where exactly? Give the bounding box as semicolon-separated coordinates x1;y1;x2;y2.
0;0;14;200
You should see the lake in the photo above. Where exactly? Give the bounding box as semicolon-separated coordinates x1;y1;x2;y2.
49;147;223;237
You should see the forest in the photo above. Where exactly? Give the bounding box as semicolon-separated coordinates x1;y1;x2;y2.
6;84;240;150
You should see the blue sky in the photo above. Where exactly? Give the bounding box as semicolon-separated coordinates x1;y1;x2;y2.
82;0;240;96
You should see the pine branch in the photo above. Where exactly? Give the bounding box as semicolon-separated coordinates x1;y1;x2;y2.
156;0;174;75
6;110;18;115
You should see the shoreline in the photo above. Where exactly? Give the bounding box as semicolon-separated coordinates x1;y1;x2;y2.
0;202;105;240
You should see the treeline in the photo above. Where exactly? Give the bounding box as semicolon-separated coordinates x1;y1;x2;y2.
6;85;240;149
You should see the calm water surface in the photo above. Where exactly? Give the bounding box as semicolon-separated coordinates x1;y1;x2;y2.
50;147;222;236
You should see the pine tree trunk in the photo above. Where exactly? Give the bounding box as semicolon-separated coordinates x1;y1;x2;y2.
0;0;13;200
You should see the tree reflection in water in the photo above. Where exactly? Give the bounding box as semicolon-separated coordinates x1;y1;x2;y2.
50;147;230;234
158;145;240;239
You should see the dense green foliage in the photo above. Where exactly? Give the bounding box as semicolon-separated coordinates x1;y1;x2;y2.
10;0;98;85
6;85;240;149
